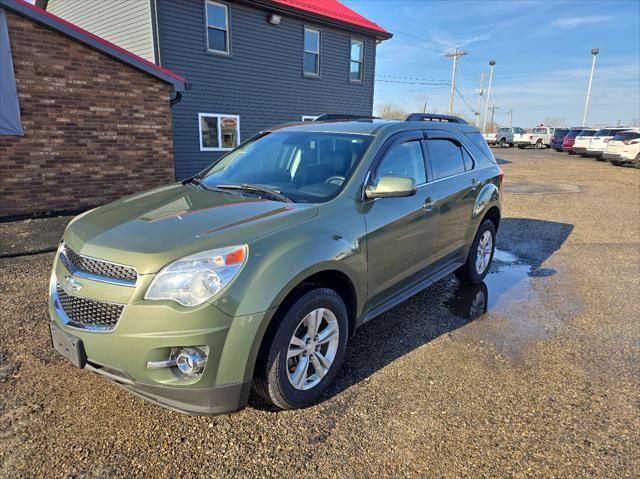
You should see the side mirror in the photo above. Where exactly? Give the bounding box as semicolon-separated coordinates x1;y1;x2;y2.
365;176;416;199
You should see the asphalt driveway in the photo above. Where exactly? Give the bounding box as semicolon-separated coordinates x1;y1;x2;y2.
0;148;638;478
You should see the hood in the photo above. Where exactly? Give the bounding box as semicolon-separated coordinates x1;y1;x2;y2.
63;184;318;274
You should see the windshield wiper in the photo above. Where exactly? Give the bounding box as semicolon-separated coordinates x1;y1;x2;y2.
184;177;231;193
216;184;293;203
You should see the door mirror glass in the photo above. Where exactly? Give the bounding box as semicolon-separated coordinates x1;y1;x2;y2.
366;176;416;199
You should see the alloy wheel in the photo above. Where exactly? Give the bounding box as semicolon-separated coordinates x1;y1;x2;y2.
475;230;493;275
287;308;340;391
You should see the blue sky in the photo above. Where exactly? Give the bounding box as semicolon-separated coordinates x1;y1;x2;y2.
344;0;640;127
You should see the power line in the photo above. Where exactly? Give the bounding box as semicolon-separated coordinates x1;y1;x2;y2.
454;86;478;115
376;54;453;72
380;25;456;49
378;74;450;82
375;78;450;86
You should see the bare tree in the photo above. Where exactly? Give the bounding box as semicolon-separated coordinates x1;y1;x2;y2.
374;102;410;120
542;117;565;127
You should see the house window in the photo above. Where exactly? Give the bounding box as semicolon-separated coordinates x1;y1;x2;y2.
206;1;229;54
303;27;320;76
301;115;317;122
199;113;240;151
350;39;364;82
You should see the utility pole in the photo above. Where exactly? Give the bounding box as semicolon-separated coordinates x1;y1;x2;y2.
446;49;467;115
482;59;496;133
582;48;599;127
475;71;485;127
508;108;513;128
490;105;499;131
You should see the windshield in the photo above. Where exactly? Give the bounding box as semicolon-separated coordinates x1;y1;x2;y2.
198;131;373;203
566;130;582;139
578;130;597;137
554;128;569;137
612;131;640;141
532;128;548;134
498;128;510;133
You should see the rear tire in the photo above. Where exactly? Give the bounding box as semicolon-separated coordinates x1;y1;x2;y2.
517;145;525;149
455;220;496;285
535;140;543;149
611;160;621;166
498;139;506;148
254;288;348;410
635;154;640;169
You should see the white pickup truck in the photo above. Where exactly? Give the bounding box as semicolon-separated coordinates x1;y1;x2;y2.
515;126;555;149
483;127;525;148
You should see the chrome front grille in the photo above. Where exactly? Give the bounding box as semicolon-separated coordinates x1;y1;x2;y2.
62;244;137;285
55;284;124;331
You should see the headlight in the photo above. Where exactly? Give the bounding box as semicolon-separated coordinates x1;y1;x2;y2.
145;245;247;307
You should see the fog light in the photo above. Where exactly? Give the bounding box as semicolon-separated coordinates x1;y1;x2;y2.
175;347;208;376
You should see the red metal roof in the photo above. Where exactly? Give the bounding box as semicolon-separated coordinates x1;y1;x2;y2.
272;0;389;36
3;0;188;88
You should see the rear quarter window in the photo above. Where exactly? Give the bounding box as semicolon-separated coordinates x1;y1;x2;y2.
462;132;497;166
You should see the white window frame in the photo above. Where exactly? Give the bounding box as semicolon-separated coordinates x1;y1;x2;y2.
301;115;318;122
205;0;230;55
349;38;365;83
303;26;321;77
198;113;240;151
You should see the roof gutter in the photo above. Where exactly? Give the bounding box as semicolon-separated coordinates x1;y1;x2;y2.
236;0;392;40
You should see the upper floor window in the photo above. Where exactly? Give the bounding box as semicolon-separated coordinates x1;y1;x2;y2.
206;1;229;54
304;27;320;76
350;39;364;82
199;113;239;151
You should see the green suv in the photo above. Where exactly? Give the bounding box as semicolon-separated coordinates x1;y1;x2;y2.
49;114;503;415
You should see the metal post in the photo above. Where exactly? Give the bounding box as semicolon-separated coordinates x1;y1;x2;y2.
475;71;485;127
482;60;496;133
490;105;499;131
447;49;467;115
582;48;599;127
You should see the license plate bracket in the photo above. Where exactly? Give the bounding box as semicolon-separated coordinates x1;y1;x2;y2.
50;322;87;368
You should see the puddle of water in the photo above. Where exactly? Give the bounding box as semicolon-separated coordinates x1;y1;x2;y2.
443;248;562;360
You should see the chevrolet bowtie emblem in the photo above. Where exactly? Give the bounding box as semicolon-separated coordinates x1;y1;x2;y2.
64;275;83;293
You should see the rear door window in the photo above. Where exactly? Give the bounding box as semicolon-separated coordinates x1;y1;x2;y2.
426;139;466;180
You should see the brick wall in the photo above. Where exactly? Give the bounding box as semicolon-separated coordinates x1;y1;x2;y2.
0;10;176;218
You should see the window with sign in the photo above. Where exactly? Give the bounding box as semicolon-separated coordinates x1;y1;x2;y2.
206;1;229;54
199;113;240;151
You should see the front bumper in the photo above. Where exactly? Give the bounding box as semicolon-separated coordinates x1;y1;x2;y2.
48;257;272;415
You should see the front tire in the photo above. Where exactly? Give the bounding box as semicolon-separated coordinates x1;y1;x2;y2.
254;288;348;410
535;140;543;149
455;220;496;285
635;154;640;169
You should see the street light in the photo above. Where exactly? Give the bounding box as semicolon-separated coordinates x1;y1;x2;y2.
582;48;599;127
482;59;496;133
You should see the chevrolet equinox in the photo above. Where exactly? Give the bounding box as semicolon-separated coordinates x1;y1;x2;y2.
49;114;503;415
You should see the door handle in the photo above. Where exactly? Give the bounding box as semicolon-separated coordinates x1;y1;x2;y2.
470;179;480;191
423;197;437;212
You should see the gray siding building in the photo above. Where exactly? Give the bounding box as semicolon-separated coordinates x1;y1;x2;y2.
39;0;391;179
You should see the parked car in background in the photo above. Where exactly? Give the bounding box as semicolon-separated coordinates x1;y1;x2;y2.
528;126;555;149
585;127;631;160
48;114;503;414
483;127;523;147
551;128;570;151
562;128;586;153
603;129;640;167
571;129;598;155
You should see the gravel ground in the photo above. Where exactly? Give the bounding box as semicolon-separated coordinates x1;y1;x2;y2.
0;148;638;478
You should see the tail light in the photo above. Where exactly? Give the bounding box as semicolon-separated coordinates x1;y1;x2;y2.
495;134;499;139
529;135;534;139
623;139;639;145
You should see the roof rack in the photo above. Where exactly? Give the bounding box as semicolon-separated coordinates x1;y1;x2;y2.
405;113;468;124
314;114;380;122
